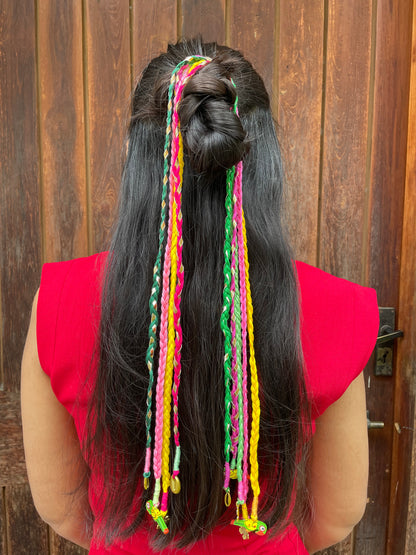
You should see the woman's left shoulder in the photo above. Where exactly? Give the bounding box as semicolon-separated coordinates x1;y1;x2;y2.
295;261;379;418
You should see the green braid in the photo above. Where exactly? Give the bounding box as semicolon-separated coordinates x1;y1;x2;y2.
221;166;235;462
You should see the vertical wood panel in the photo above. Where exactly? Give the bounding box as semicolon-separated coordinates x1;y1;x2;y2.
319;0;372;282
356;1;413;553
180;0;226;44
5;485;49;554
278;0;324;264
0;0;42;391
0;393;26;486
85;0;131;253
0;488;6;555
38;1;88;262
389;3;416;552
407;425;416;553
229;0;276;102
132;0;177;81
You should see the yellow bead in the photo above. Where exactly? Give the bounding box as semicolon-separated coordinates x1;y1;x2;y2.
171;476;181;494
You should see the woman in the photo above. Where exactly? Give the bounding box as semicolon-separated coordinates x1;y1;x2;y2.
21;39;378;554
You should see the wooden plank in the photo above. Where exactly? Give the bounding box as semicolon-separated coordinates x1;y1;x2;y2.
0;393;26;486
278;0;324;265
318;4;372;551
0;0;42;391
355;1;413;553
1;488;7;555
37;1;88;262
131;0;177;81
407;424;416;553
319;0;372;282
50;529;87;555
389;3;416;553
84;0;131;253
5;484;48;554
229;0;276;102
180;0;226;44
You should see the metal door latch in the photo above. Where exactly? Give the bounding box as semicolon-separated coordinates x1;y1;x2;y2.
375;307;403;376
367;410;384;429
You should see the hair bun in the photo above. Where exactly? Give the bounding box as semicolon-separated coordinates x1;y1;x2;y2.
178;61;248;175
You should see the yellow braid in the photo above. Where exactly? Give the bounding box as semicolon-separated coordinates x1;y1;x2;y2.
242;208;261;520
161;196;178;494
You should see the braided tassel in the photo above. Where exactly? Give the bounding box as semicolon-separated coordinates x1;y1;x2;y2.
146;57;211;532
221;165;235;502
143;67;178;487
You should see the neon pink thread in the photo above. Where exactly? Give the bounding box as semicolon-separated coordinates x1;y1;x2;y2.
235;161;249;501
230;206;239;463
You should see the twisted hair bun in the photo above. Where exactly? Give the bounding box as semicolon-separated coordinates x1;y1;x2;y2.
178;60;248;175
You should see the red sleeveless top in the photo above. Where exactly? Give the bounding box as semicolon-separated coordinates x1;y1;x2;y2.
36;253;379;554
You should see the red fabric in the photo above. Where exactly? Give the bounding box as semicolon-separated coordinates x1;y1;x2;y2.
36;252;379;554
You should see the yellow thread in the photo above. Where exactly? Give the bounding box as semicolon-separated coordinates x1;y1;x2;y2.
161;195;178;494
160;62;205;497
242;209;261;520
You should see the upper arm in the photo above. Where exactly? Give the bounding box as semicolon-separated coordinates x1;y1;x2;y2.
307;371;369;531
21;291;90;530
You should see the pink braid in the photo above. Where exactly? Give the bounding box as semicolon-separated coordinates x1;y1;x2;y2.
152;147;175;482
235;161;249;501
170;62;210;472
170;68;188;459
230;212;239;461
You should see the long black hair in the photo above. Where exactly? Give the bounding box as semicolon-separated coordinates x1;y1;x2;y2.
85;38;311;550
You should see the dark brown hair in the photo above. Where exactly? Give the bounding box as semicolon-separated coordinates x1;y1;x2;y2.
85;38;310;551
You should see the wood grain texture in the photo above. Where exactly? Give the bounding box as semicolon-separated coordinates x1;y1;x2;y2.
85;0;131;253
5;484;48;554
278;0;324;265
131;0;177;81
319;0;372;281
366;0;412;301
38;1;88;262
180;0;226;44
0;488;6;555
0;393;27;486
389;3;416;552
407;419;416;553
229;0;276;103
355;1;413;553
50;529;87;555
0;0;42;391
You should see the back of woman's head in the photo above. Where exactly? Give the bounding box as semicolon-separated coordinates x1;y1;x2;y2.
131;40;269;176
87;37;310;551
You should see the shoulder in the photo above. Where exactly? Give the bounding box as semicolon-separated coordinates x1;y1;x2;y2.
36;252;108;411
295;261;379;418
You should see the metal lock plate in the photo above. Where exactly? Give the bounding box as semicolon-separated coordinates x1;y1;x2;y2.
375;307;399;376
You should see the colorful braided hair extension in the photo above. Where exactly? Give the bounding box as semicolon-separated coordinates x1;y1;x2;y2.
144;57;267;540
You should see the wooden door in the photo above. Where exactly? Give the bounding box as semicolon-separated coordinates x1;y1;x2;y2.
1;1;415;553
